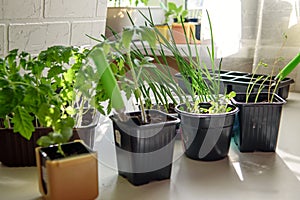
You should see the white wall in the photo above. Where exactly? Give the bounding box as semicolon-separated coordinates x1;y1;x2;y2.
201;0;300;91
0;0;108;56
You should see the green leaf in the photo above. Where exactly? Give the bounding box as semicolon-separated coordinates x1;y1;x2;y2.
37;103;61;127
61;127;73;142
47;65;64;79
0;86;17;117
168;2;177;11
32;61;45;76
276;52;300;81
49;132;64;144
181;10;189;19
11;106;35;140
122;29;134;50
64;68;75;83
37;135;55;147
139;27;156;49
227;91;236;99
88;47;125;111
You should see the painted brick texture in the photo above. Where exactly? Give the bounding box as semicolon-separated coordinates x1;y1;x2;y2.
0;0;107;56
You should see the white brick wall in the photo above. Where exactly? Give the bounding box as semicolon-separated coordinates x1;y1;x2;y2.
9;22;70;54
44;0;97;18
71;20;106;46
1;0;42;19
0;0;107;56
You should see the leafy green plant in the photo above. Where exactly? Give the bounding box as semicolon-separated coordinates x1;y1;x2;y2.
82;23;186;123
161;2;188;24
0;48;70;141
0;46;100;155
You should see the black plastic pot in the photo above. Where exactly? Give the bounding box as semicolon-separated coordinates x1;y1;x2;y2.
175;103;238;161
231;93;286;152
0;109;99;167
110;109;180;186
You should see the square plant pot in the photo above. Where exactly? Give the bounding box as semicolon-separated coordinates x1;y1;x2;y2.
110;109;180;186
35;141;98;200
172;23;193;44
155;24;170;43
175;103;239;161
231;93;286;152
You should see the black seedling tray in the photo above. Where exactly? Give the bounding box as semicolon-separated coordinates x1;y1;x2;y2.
176;70;294;99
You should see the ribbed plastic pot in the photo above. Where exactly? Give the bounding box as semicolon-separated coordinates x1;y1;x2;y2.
0;109;99;167
175;103;239;161
231;93;286;152
110;109;180;186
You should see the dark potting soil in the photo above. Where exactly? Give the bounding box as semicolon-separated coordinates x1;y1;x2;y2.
128;110;176;126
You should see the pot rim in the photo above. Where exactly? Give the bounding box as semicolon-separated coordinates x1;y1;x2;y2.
231;92;286;105
175;102;239;117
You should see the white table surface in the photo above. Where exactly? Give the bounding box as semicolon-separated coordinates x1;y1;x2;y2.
1;92;300;200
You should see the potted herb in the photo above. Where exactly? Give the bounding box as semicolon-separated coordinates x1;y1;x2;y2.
35;140;98;200
0;46;99;167
33;44;131;199
161;2;198;44
152;10;239;161
143;10;238;161
79;26;180;186
231;52;300;152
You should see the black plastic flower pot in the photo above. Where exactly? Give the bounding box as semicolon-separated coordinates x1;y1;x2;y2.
175;103;239;161
231;92;286;152
0;109;99;167
110;109;180;186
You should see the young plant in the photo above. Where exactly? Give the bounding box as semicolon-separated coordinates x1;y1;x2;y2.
79;26;170;124
245;51;300;103
0;46;88;147
35;46;98;149
143;9;235;114
161;2;188;24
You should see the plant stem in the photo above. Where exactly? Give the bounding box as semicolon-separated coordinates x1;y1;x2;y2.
126;52;148;124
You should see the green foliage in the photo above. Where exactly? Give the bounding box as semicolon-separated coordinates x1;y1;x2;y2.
84;26;159;124
0;46;91;147
142;9;234;114
276;52;300;81
161;2;188;24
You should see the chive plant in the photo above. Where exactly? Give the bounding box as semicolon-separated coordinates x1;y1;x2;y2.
140;9;236;114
